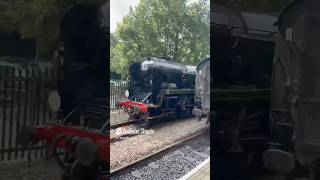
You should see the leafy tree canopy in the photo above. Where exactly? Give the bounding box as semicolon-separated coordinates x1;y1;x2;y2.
111;0;210;79
0;0;106;57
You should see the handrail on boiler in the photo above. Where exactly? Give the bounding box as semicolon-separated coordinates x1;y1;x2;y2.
142;93;151;103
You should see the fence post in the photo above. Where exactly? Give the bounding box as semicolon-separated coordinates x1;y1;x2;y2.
0;62;59;162
0;67;8;161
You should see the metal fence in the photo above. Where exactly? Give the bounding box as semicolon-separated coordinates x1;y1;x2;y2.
0;64;59;161
110;82;128;110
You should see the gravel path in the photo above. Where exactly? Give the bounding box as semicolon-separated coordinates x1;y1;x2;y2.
111;134;210;180
110;117;209;170
0;159;62;180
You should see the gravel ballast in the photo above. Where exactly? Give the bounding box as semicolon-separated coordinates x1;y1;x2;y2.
111;134;210;180
110;117;209;170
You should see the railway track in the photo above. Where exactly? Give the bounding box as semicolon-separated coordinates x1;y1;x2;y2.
110;121;141;142
110;121;137;129
110;117;201;142
110;129;209;177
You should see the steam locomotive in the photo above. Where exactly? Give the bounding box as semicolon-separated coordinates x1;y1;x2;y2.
213;1;320;179
18;1;110;180
119;57;197;125
211;3;277;180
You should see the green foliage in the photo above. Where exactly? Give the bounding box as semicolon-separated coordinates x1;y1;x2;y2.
111;0;210;79
0;0;106;58
0;0;77;57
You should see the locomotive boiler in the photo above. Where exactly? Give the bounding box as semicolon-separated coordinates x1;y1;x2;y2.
119;57;197;126
58;1;108;124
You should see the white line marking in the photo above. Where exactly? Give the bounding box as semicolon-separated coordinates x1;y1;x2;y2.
179;157;210;180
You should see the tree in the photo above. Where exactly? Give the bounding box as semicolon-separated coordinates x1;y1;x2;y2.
0;0;77;57
111;0;210;78
0;0;106;58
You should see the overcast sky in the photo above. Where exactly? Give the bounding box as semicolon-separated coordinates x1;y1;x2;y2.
110;0;203;33
110;0;140;33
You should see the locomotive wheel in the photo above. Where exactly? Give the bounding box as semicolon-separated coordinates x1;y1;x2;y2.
142;118;151;128
177;107;193;119
142;112;151;128
52;133;74;171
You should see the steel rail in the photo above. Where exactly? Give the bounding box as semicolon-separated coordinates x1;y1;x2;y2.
110;121;137;129
110;129;208;176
